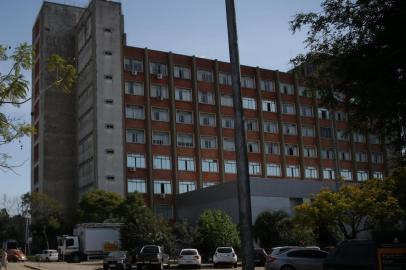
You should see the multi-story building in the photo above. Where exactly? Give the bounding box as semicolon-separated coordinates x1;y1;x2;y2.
31;0;387;219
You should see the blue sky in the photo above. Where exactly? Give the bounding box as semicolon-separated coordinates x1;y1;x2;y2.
0;0;321;199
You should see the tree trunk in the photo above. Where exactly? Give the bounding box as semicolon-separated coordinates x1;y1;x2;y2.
43;225;49;250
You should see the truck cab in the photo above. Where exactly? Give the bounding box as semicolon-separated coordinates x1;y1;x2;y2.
57;235;81;262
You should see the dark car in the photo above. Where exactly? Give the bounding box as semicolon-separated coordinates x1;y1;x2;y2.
254;248;267;266
103;251;131;270
6;249;27;262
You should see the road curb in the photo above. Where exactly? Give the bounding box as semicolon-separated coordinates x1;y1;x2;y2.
24;264;42;270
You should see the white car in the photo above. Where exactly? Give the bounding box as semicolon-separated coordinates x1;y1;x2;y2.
36;249;59;262
213;247;237;268
178;249;201;268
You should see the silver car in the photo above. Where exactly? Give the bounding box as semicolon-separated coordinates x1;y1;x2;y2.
265;248;328;270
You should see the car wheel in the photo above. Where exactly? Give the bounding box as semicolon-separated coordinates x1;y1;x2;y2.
45;257;50;262
281;265;295;270
234;263;238;268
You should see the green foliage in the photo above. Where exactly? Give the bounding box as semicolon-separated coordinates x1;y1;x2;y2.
173;220;198;254
295;179;405;241
47;54;77;93
77;190;124;223
290;0;406;158
390;167;406;212
195;209;240;257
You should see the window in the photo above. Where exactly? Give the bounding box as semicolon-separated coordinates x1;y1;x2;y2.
128;179;146;193
179;181;196;193
105;99;113;105
197;70;213;82
105;124;114;129
124;58;143;72
126;105;144;119
285;144;299;156
223;138;235;151
151;108;169;121
152;131;170;145
177;134;193;148
154;180;172;194
298;86;312;97
245;119;258;132
263;121;278;133
280;83;294;95
174;66;191;79
302;126;315;137
300;105;314;117
260;80;273;92
224;160;237;174
318;108;330;119
265;142;280;155
262;100;277;112
305;167;318;179
104;75;113;80
286;165;300;177
335;111;347;121
303;146;317;158
202;159;218;172
127;153;145;169
341;169;353;181
154;204;173;219
176;110;193;124
200;136;217;149
373;171;384;180
125;81;144;95
222;117;235;128
149;62;168;75
175;88;192;101
323;168;336;180
281;103;296;115
198;91;215;105
105;148;115;155
153;155;171;170
150;85;169;99
369;134;380;144
320;127;333;138
357;170;369;181
199;113;216;127
247;141;260;153
283;123;297;135
322;148;335;159
356;152;368;162
221;94;234;107
249;162;261;175
339;151;351;161
219;73;232;85
337;130;350;141
241;76;255;88
372;152;383;164
178;157;195;171
267;164;281;176
126;129;145;144
353;132;366;143
242;97;257;110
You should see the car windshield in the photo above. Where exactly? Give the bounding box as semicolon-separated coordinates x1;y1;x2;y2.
108;251;126;257
217;248;233;253
142;246;160;253
181;250;197;255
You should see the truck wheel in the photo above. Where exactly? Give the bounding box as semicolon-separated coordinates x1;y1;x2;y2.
72;254;81;263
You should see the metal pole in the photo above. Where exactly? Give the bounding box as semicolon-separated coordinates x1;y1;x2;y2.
225;1;255;270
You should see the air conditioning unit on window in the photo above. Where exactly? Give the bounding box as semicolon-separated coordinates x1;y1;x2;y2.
157;73;163;79
156;95;164;101
159;193;166;199
127;167;136;171
131;70;138;76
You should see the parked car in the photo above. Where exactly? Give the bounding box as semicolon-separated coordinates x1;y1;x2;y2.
178;249;201;268
213;247;237;268
35;249;59;262
6;249;27;262
136;245;169;270
265;247;328;270
254;248;267;266
103;251;131;270
270;246;320;256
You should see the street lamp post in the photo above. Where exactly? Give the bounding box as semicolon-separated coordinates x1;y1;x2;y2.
225;1;255;270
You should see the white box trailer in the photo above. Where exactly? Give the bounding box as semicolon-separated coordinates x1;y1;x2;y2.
58;223;122;262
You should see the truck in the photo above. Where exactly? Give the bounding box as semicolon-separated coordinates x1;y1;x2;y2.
57;223;122;262
136;245;169;270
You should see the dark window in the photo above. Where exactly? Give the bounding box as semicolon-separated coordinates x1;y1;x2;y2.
66;239;74;247
104;28;112;33
105;124;114;129
180;250;198;255
104;75;113;80
142;246;159;254
106;175;115;180
217;248;233;253
104;51;112;55
105;99;113;104
106;149;114;154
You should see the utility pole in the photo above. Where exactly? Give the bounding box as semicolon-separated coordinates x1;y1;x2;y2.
225;1;255;270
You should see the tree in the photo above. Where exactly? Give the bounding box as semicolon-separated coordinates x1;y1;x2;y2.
295;179;405;241
195;209;240;258
0;44;76;171
290;0;406;160
173;220;198;253
77;190;124;223
23;192;62;250
253;211;291;251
